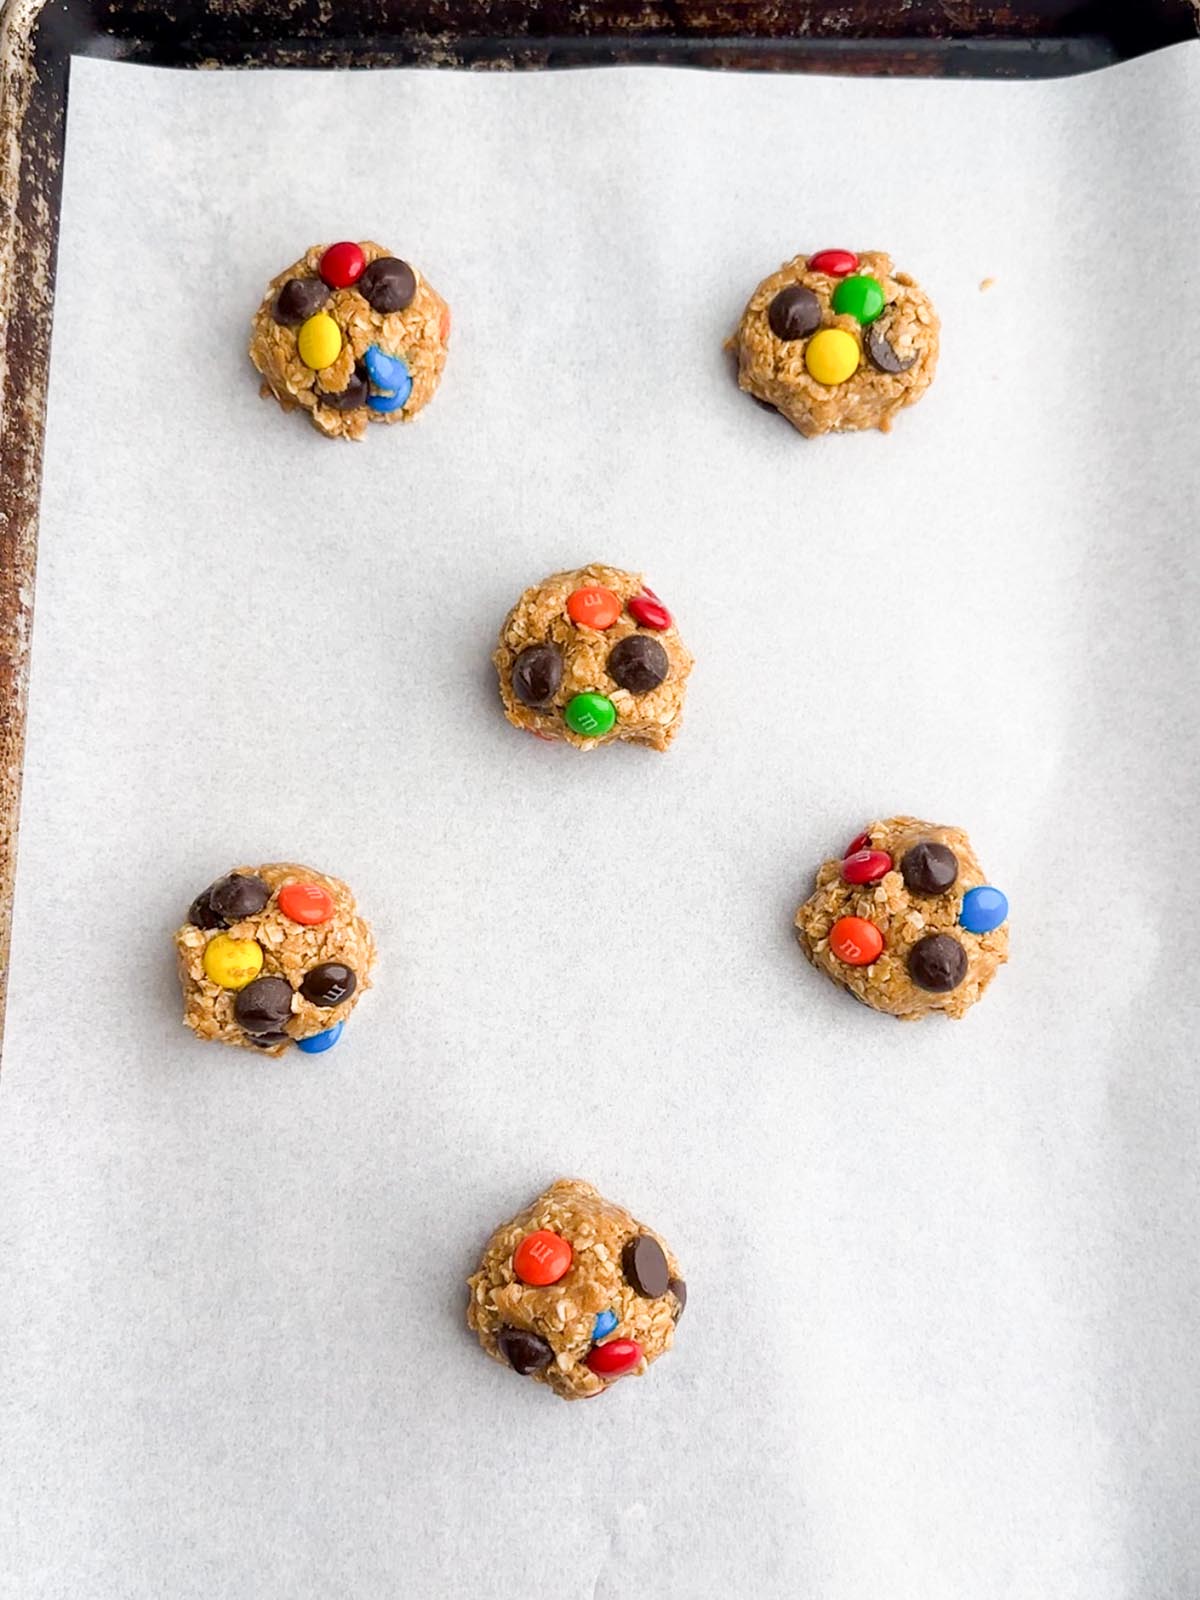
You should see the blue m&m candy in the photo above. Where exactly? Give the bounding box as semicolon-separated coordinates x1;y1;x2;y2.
591;1309;618;1342
959;886;1008;935
295;1020;344;1055
364;344;413;412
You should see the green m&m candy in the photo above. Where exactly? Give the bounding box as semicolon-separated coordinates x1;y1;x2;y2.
831;274;886;326
564;692;616;738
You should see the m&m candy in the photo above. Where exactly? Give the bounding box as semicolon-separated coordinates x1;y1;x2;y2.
295;1021;344;1055
842;849;892;885
627;593;671;631
278;882;335;926
960;886;1009;935
319;241;366;289
831;274;886;326
564;693;616;738
513;1230;572;1286
829;916;883;966
202;933;264;991
585;1339;643;1378
804;328;859;386
808;249;859;278
297;312;343;371
566;586;622;630
591;1309;619;1342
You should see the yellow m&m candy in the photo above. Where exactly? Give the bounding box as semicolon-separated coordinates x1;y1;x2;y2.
804;327;860;387
202;933;264;990
297;312;343;371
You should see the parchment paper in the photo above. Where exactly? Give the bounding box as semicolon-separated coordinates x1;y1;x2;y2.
1;47;1199;1600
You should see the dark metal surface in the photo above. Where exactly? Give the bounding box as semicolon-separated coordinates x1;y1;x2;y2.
0;0;1196;1048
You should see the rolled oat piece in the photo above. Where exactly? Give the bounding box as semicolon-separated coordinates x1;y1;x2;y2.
727;249;938;437
174;862;376;1056
249;240;449;440
493;564;693;751
468;1179;686;1400
795;816;1009;1019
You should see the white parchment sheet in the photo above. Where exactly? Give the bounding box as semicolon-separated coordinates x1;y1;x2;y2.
1;45;1199;1600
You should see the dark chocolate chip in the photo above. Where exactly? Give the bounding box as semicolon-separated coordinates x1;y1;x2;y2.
907;933;968;993
187;890;224;930
622;1235;670;1299
318;371;369;412
608;635;669;694
512;643;563;708
248;1030;290;1048
300;962;357;1007
900;842;959;897
233;976;294;1033
865;320;918;374
273;277;329;326
496;1325;554;1376
209;873;271;922
668;1277;687;1319
359;256;417;314
768;285;822;342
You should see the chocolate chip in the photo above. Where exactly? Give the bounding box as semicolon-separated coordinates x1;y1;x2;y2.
496;1325;554;1376
900;842;959;897
248;1030;290;1048
668;1277;687;1319
512;643;563;708
187;890;223;930
300;962;357;1007
768;285;822;342
865;320;918;374
608;635;669;694
273;277;329;326
209;873;271;922
907;933;968;993
622;1235;670;1299
233;976;294;1033
318;371;369;412
358;256;416;314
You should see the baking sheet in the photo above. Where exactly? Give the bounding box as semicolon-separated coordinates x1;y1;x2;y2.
1;47;1199;1600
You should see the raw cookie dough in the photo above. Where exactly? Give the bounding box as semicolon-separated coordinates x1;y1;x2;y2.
173;862;376;1055
795;816;1009;1020
728;248;938;437
467;1178;686;1401
249;240;449;441
493;564;693;751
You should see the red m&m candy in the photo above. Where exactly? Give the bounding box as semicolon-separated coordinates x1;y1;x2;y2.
513;1230;572;1286
277;881;335;926
829;916;883;966
809;249;858;278
585;1338;643;1378
319;241;367;289
841;849;892;885
846;831;871;855
627;593;671;631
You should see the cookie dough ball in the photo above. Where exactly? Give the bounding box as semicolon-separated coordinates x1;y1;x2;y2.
467;1179;686;1401
249;240;449;441
728;249;938;437
493;565;693;751
795;817;1009;1020
173;862;376;1055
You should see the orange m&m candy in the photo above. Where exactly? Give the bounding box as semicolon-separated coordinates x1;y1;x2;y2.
278;881;334;926
829;916;883;966
566;586;621;630
513;1229;572;1286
